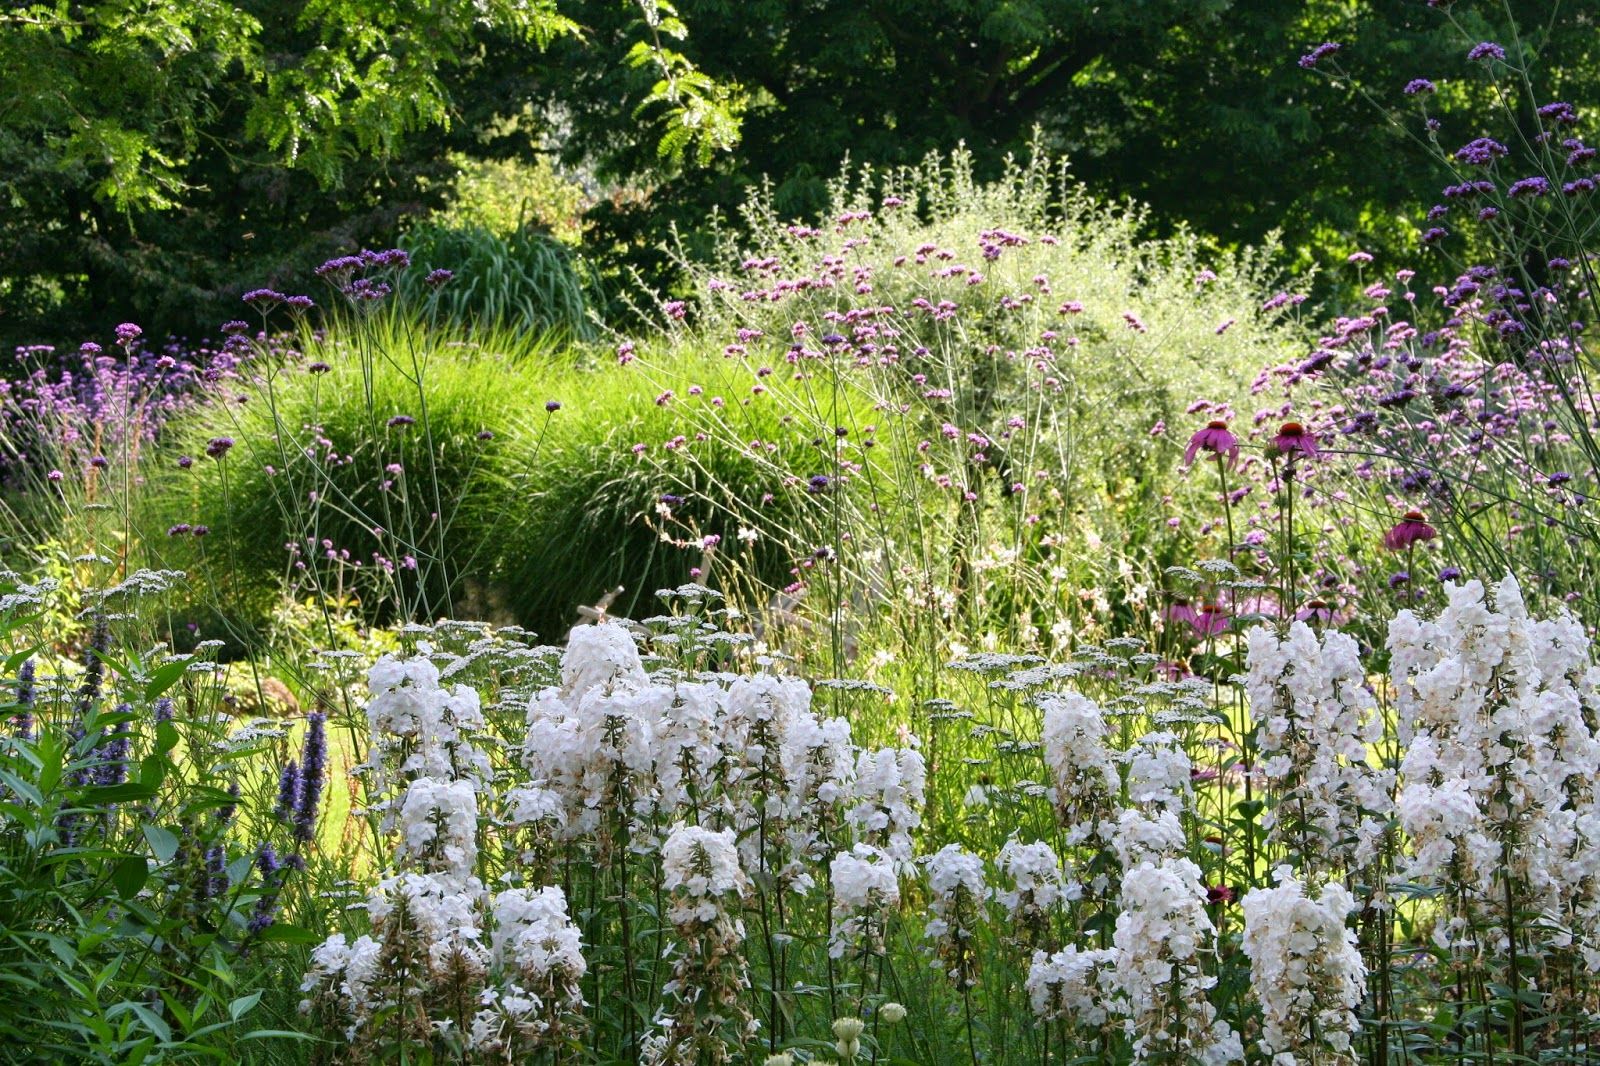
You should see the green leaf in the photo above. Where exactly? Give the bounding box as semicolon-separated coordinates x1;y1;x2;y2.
111;854;149;899
255;923;323;945
143;658;191;700
155;720;180;754
82;782;158;804
142;824;180;863
229;991;262;1022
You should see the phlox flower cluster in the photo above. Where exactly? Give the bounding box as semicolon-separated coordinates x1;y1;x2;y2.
1113;856;1243;1065
1026;945;1119;1028
1240;871;1365;1065
301;648;587;1058
648;823;756;1066
996;839;1071;945
1039;691;1121;844
1390;577;1600;959
520;623;871;892
829;843;901;960
1246;621;1392;875
923;844;989;986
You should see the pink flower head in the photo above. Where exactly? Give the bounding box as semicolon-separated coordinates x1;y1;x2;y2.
1189;604;1230;638
1165;599;1200;627
1183;420;1239;468
1384;509;1437;551
1295;599;1336;625
1270;421;1319;461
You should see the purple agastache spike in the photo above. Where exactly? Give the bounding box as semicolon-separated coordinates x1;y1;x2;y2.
293;713;326;846
247;845;285;934
94;711;131;786
206;845;228;900
154;697;174;723
76;616;110;720
275;758;301;822
216;781;240;825
13;659;34;741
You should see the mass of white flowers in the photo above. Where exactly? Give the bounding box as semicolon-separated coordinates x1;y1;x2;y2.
560;620;649;698
473;886;588;1054
661;822;749;923
996;839;1070;928
396;775;481;883
1026;945;1119;1027
1114;856;1242;1066
1240;871;1365;1064
830;843;901;959
1247;621;1391;874
1039;691;1120;843
1127;731;1192;814
847;745;927;862
923;844;989;985
1389;577;1600;957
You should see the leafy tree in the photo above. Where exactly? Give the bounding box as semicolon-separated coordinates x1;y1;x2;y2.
528;0;1598;298
0;0;738;345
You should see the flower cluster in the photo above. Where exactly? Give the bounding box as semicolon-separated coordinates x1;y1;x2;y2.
1247;621;1392;875
1240;872;1366;1064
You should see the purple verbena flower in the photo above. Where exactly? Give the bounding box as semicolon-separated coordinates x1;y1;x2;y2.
1299;42;1341;68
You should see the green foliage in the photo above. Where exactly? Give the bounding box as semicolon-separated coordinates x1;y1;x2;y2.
433;155;589;241
536;0;1599;305
0;0;739;347
0;576;315;1062
398;222;598;339
133;314;834;643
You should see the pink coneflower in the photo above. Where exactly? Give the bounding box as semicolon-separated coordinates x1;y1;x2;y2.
1166;600;1200;627
1384;509;1437;550
1184;420;1239;468
1206;884;1236;906
1270;421;1319;460
1295;599;1337;624
1189;604;1230;637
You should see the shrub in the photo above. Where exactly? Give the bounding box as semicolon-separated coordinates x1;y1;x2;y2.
0;568;322;1061
625;145;1311;671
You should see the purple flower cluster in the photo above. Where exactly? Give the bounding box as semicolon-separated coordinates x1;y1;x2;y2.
1299;42;1342;69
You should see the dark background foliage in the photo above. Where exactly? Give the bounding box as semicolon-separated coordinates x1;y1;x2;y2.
3;0;1597;347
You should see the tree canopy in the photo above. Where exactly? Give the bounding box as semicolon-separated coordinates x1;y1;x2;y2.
2;0;1597;345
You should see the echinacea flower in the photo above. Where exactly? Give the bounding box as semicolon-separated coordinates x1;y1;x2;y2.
1183;420;1239;468
1295;599;1336;624
1270;422;1319;461
1384;510;1437;550
1189;604;1230;637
